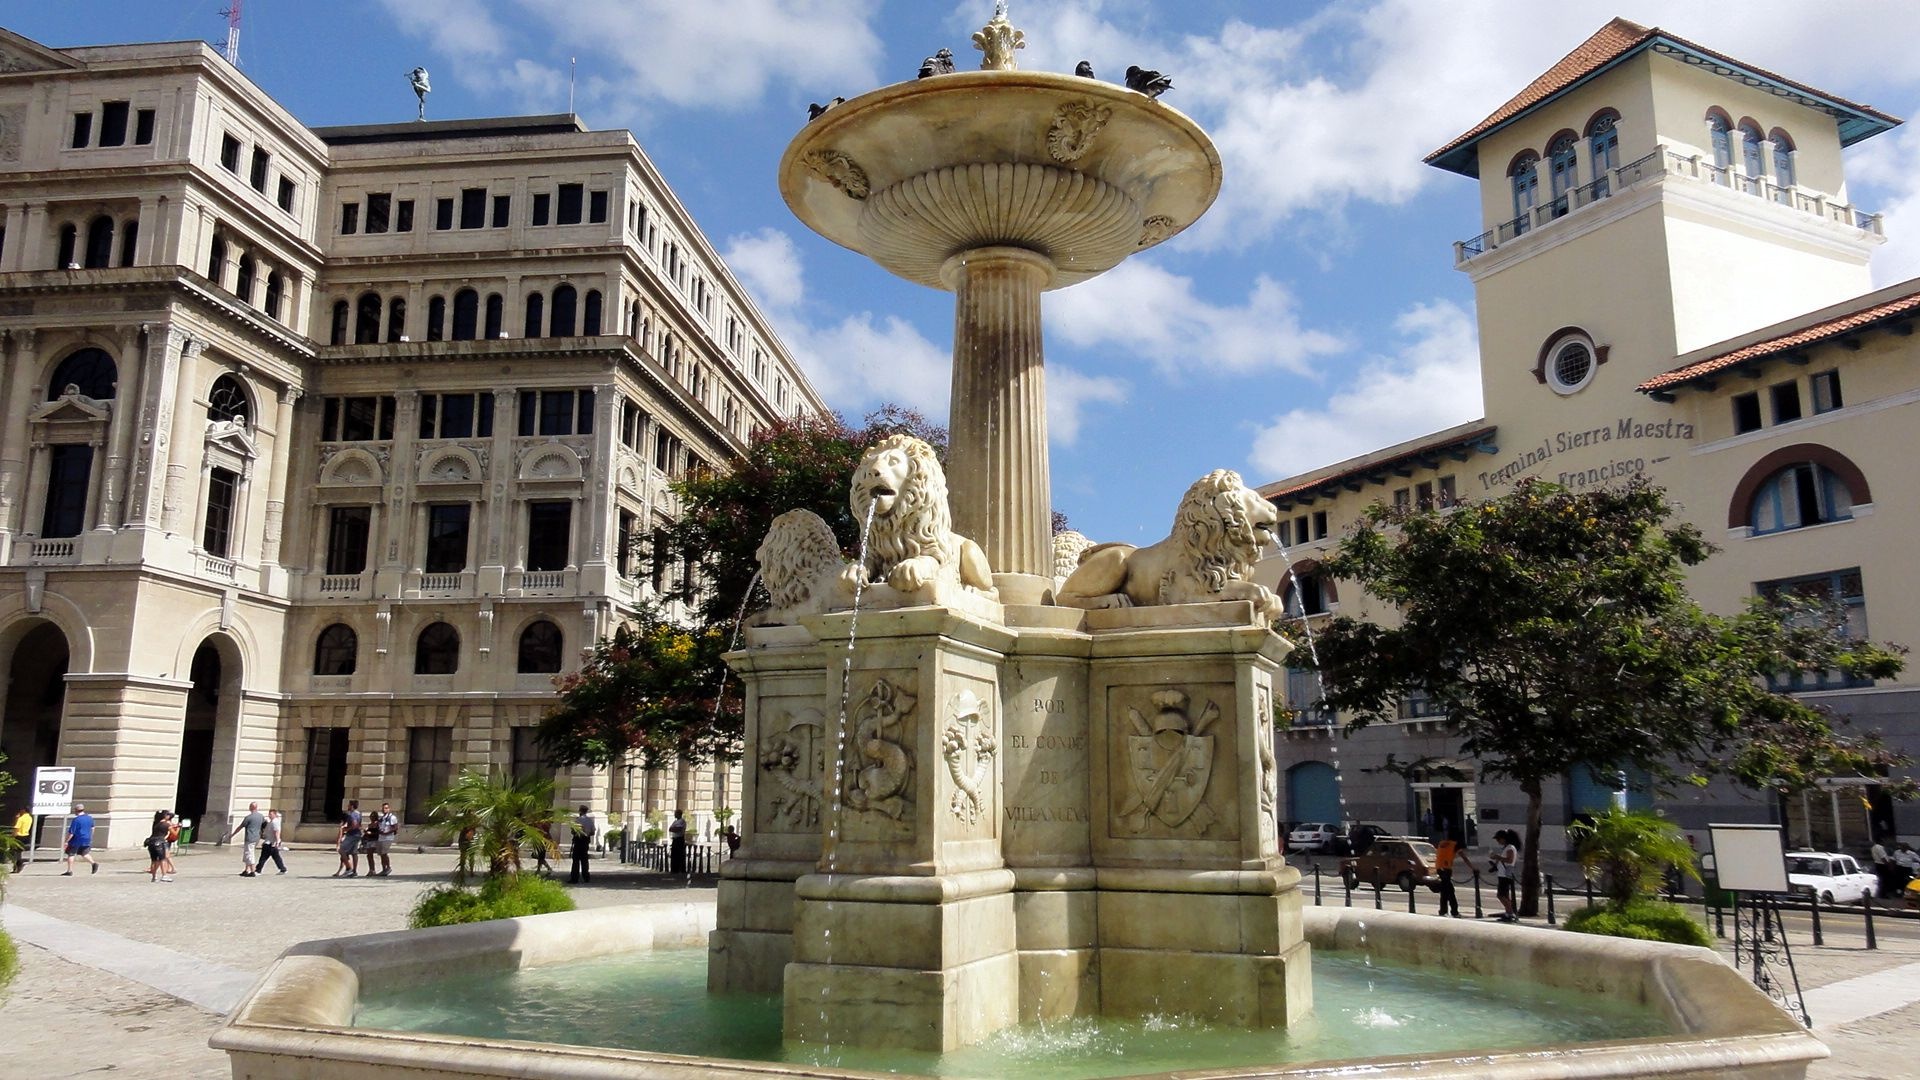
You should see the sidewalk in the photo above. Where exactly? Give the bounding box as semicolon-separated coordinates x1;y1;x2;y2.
4;845;1916;1078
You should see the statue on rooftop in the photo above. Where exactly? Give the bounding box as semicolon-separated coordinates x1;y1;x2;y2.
408;66;431;121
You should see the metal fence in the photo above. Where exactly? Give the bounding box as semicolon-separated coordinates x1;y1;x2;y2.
623;840;723;875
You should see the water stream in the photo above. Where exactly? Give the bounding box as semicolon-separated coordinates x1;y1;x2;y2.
817;500;878;1051
1270;540;1352;829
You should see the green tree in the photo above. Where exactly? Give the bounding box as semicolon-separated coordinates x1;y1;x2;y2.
427;768;568;878
1568;808;1699;907
1307;477;1906;916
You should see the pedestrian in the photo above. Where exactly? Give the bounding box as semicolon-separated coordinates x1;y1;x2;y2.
1420;807;1435;838
529;829;554;876
162;812;179;878
1869;838;1895;898
1492;829;1520;922
146;810;173;883
10;806;30;873
369;802;399;876
1433;832;1462;917
668;809;688;874
334;800;363;877
1465;813;1478;846
1889;842;1918;896
61;802;97;876
259;808;287;874
227;801;268;877
569;804;595;884
723;825;741;856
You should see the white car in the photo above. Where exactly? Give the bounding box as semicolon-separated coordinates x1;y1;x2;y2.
1784;851;1877;904
1288;822;1339;852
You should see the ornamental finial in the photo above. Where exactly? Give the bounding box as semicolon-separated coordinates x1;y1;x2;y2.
973;1;1025;71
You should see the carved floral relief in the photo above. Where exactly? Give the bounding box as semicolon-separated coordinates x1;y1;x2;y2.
942;689;997;824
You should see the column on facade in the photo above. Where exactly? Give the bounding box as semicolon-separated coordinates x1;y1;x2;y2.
133;196;161;265
59;673;194;850
379;392;420;575
96;325;143;528
0;204;26;271
259;386;299;566
159;337;204;534
585;382;617;577
0;329;38;539
404;281;424;341
19;202;48;270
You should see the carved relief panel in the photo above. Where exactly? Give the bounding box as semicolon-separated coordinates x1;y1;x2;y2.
940;684;997;834
1106;684;1240;841
836;672;918;843
756;704;826;834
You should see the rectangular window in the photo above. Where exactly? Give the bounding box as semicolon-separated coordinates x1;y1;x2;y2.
531;192;551;226
1275;519;1291;547
653;428;673;471
424;504;471;573
1811;370;1844;414
589;190;609;223
650;525;669;591
1732;391;1762;434
491;194;511;228
250;147;270;192
1312;511;1329;540
621;400;645;449
219;133;241;171
510;727;554;785
325;506;372;575
557;183;584;224
203;467;239;558
277;177;296;212
323;395;398;441
396;199;415;232
459;187;486;229
70;112;93;149
99;101;130;147
1392;487;1410;510
365;192;391;234
417;392;493;439
1770;381;1802;424
539;390;574;436
41;444;94;538
516;389;591;436
434;197;455;231
404;727;454;824
1438;475;1456;505
526;501;572;572
302;727;350;824
617;509;637;577
339;202;360;235
1415;480;1434;509
1757;568;1870;691
134;108;156;145
1294;516;1308;544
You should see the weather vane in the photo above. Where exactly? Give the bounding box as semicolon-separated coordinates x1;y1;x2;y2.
408;66;431;121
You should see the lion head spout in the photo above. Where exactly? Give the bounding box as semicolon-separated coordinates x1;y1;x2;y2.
1175;469;1278;593
850;434;958;579
754;509;848;623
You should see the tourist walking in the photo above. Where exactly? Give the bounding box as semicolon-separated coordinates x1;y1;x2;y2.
1433;833;1462;917
259;809;287;874
61;803;97;876
227;802;268;877
669;809;688;874
146;810;173;882
1492;829;1520;922
368;802;398;876
334;800;364;877
569;805;596;884
10;806;30;872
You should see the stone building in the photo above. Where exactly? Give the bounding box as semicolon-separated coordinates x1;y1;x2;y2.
0;28;824;848
1257;18;1919;853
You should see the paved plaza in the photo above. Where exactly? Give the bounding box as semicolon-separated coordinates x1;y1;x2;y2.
2;844;1917;1079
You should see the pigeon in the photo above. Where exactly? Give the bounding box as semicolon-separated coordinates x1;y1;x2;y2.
1124;65;1174;99
806;97;846;121
1074;60;1096;79
918;48;956;79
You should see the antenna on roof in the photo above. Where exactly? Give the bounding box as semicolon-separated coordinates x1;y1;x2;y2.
219;0;242;67
569;57;577;115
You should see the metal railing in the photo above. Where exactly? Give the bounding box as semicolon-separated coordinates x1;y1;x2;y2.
624;840;722;875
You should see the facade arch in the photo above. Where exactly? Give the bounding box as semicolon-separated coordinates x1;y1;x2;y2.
318;447;385;487
415;621;461;674
387;296;407;342
418;445;482;484
516;618;564;673
519;443;583;481
314;623;358;676
451;287;480;340
551;283;578;336
84;214;115;268
354;291;382;345
47;346;119;400
0;619;74;811
207;372;253;428
1728;444;1870;529
1276;558;1338;616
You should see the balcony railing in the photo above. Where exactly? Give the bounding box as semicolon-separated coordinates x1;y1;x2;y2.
28;538;78;563
420;573;463;592
318;573;364;594
199;553;237;580
521;570;566;590
1455;146;1881;265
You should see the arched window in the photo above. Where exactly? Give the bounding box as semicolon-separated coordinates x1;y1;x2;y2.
427;295;446;341
1751;463;1855;534
1771;129;1796;187
118;221;139;267
517;620;563;674
1509;152;1539;235
414;622;460;675
1738;121;1765;178
84;214;115;269
1587;111;1619;195
484;293;504;338
330;300;350;345
234;253;256;304
451;288;479;340
1706;111;1732;169
264;272;285;320
208;374;251;427
49;348;118;400
1547;132;1578;209
583;290;603;335
56;223;78;268
207;234;226;282
355;291;382;345
386;296;406;342
314;623;358;676
524;292;544;338
551;284;578;336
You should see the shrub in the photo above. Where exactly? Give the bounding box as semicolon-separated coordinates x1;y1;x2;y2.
409;873;576;929
1565;899;1711;948
0;927;16;993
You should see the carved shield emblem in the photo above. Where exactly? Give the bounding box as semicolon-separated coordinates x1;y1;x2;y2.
1124;731;1215;830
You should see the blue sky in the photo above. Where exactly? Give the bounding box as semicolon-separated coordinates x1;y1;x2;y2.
15;2;1920;544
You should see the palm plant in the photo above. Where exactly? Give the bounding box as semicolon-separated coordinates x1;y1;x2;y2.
1568;807;1700;906
427;769;567;878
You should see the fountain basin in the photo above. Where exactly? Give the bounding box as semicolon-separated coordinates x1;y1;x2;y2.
212;902;1826;1079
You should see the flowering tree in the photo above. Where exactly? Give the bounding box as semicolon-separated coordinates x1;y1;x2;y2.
536;608;744;770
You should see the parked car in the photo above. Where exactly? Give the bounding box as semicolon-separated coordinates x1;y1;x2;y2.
1287;822;1340;853
1329;823;1395;857
1783;851;1877;904
1341;837;1441;892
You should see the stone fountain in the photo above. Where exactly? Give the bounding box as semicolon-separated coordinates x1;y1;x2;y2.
709;2;1307;1053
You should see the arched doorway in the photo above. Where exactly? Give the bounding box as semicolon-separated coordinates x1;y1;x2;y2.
174;637;244;837
1;622;70;815
1286;760;1341;825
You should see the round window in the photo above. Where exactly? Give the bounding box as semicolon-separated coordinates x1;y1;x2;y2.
1547;340;1596;395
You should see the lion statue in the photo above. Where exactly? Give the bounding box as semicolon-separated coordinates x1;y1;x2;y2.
753;509;849;624
842;434;996;599
1055;468;1285;621
1051;529;1094;589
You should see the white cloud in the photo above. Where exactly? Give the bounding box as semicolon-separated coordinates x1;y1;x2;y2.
1848;124;1920;288
1046;366;1128;446
722;229;807;311
375;0;509;59
786;312;951;417
1248;299;1483;480
1048;259;1347;376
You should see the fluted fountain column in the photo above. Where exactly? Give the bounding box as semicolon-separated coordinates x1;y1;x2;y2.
944;246;1053;602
